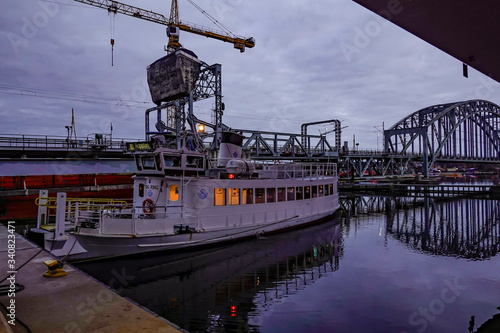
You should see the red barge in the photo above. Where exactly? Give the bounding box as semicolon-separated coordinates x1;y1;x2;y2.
0;134;135;221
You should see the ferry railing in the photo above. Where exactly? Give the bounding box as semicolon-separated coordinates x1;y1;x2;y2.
36;191;130;236
131;205;168;220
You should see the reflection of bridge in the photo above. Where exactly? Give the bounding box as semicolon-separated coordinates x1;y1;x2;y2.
340;195;500;260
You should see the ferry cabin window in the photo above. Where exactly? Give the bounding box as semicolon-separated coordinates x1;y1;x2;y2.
214;188;226;206
139;183;145;197
277;188;285;202
323;184;329;196
329;184;334;195
141;155;156;170
304;186;311;199
255;188;265;204
229;188;240;205
267;188;276;203
318;185;324;197
163;154;181;168
312;186;318;198
286;187;295;201
170;185;179;201
242;188;253;204
186;156;203;168
296;187;303;200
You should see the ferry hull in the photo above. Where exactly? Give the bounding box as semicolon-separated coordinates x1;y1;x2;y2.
68;210;337;261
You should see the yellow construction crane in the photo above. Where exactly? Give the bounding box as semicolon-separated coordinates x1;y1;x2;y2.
73;0;255;53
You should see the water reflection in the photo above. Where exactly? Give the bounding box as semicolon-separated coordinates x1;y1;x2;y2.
77;217;344;332
76;195;500;332
341;195;500;259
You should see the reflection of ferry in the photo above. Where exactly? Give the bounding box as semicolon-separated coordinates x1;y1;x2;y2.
31;50;340;261
75;217;343;332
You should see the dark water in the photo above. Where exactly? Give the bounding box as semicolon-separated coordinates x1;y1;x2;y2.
76;195;500;333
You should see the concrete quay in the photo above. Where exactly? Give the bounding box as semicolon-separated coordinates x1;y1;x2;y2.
0;223;182;333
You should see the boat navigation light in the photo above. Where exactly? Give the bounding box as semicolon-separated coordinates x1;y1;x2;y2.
228;173;235;179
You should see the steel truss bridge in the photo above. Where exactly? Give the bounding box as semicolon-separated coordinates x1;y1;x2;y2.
340;100;500;178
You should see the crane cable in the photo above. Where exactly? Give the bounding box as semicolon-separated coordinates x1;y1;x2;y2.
109;6;116;66
185;0;236;38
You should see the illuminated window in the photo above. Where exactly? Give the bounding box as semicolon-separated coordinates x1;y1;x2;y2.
286;187;295;201
138;183;145;197
312;186;318;198
214;188;226;206
267;188;275;203
329;184;334;195
304;186;311;199
229;188;240;205
169;185;179;201
318;185;324;197
242;188;253;204
277;188;285;202
255;188;265;204
296;187;303;200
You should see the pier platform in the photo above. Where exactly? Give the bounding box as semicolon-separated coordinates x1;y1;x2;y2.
0;224;181;333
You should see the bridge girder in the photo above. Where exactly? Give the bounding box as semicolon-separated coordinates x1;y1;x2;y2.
384;100;500;176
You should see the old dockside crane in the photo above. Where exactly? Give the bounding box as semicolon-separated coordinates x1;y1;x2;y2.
74;0;255;150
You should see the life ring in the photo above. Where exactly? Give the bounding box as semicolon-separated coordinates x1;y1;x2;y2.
142;198;155;214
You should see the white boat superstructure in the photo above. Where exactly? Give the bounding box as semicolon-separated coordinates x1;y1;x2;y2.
68;146;338;259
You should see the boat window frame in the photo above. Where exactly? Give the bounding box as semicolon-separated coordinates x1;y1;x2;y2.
140;154;157;170
277;187;285;202
242;188;253;205
229;188;240;205
162;153;181;168
296;186;303;200
255;188;265;204
214;188;226;206
169;185;179;202
286;187;295;201
312;185;318;198
304;186;311;199
267;188;276;203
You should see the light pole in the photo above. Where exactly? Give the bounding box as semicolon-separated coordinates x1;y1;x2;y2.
65;125;72;148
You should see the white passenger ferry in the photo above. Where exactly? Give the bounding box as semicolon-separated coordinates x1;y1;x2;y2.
33;131;339;261
31;50;340;261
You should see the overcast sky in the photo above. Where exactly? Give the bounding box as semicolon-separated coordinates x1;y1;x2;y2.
1;0;500;150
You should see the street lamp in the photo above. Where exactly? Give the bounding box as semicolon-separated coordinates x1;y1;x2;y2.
65;125;72;147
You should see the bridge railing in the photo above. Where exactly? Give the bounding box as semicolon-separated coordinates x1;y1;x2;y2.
0;134;136;151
